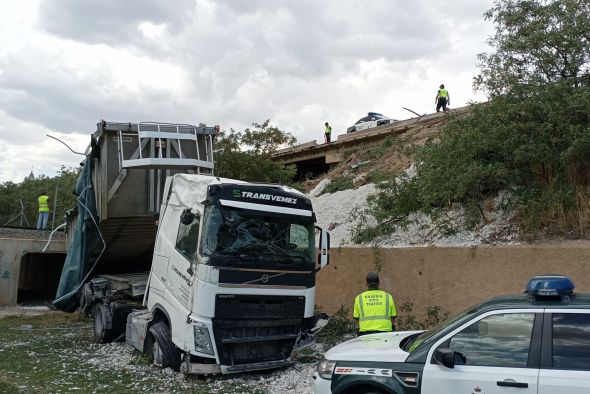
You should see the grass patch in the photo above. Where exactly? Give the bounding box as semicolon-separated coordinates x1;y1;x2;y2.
0;312;278;393
322;176;354;194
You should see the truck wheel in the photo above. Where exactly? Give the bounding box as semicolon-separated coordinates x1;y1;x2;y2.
149;322;181;371
93;302;113;343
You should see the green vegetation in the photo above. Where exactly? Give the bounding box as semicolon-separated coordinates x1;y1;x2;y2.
315;306;356;347
322;175;355;194
0;166;79;228
395;302;449;331
352;0;590;242
315;303;449;347
214;120;298;184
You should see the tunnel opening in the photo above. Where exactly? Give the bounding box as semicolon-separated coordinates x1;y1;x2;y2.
18;252;66;305
293;157;331;181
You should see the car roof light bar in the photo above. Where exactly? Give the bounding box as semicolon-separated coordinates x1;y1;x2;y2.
525;274;575;298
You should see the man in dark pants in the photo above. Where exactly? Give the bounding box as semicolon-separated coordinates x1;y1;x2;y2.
324;122;332;143
435;84;450;112
353;272;397;336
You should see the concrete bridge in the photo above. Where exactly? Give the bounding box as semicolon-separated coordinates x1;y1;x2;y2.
0;227;67;306
272;107;470;178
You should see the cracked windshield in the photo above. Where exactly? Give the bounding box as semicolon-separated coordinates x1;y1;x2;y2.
201;205;314;263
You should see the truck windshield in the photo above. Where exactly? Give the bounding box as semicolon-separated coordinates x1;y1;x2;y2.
201;205;315;264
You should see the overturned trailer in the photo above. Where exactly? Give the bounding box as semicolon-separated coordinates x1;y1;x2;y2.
54;120;330;374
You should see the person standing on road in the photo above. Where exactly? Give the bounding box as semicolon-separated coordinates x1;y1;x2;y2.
353;272;397;336
435;84;450;112
36;191;50;230
324;122;332;143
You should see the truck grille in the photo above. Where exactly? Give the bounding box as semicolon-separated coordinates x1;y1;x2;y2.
213;295;305;366
215;294;305;319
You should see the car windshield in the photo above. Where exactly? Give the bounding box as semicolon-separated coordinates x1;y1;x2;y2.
404;304;478;353
200;204;315;264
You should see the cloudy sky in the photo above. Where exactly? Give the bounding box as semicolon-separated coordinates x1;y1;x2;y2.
0;0;494;182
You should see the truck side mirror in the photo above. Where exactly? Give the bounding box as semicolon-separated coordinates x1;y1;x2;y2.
433;348;466;369
315;226;330;271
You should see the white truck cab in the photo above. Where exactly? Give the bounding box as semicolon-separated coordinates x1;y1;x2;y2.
127;174;330;374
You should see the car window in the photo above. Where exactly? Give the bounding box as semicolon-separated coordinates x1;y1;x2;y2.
552;313;590;370
448;313;535;368
355;116;371;124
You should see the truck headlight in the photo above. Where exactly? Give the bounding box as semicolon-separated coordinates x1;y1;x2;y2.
317;357;336;380
193;322;214;355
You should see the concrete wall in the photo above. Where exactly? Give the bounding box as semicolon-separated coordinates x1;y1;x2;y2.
316;242;590;318
0;238;66;306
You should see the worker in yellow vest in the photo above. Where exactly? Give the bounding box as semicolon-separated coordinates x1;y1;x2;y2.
353;272;397;336
324;122;332;143
37;191;50;230
435;84;450;112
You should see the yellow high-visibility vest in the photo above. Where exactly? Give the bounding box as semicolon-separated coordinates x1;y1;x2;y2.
438;89;449;98
353;289;396;332
325;125;332;134
38;195;49;213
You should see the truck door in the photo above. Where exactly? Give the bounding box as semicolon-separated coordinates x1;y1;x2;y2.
421;310;540;394
167;209;200;310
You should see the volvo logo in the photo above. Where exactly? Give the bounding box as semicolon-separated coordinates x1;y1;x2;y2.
261;274;270;283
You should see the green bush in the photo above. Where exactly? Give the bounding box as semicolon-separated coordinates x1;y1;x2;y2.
322;175;354;194
352;82;590;242
316;305;356;347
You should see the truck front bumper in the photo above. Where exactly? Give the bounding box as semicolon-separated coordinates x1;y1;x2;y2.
181;357;293;375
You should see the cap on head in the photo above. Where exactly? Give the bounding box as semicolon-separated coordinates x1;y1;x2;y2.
440;84;445;89
325;122;329;125
366;272;379;285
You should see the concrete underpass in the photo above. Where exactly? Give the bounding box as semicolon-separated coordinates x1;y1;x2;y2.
0;228;67;306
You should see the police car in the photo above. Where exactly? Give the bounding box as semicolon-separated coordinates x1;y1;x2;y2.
313;275;590;394
347;113;398;133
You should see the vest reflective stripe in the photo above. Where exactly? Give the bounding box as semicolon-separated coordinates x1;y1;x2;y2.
357;294;365;317
38;195;49;212
438;89;449;98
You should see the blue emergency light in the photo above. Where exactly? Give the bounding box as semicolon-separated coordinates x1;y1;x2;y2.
526;275;575;297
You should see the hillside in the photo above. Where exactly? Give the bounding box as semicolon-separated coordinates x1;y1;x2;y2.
302;107;522;247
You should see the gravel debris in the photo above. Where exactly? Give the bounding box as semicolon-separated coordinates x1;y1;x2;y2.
310;180;520;247
0;226;65;240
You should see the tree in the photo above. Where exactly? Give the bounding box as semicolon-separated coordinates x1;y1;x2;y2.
214;120;298;184
475;0;590;96
0;166;80;228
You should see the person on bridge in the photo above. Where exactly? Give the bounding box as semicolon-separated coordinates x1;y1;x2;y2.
36;191;50;230
324;122;332;143
353;272;397;336
435;84;450;112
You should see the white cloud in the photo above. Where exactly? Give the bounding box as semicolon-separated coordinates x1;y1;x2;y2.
0;0;495;182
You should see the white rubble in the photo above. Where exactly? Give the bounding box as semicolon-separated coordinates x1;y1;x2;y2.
309;178;519;247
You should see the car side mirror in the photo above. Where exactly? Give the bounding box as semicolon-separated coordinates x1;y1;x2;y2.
433;348;466;369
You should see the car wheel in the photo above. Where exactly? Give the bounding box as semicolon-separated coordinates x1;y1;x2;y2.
93;302;113;343
347;126;356;133
149;321;181;371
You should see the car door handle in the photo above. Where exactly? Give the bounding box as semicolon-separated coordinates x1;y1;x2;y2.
497;380;528;388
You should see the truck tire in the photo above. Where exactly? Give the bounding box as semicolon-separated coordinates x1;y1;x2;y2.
93;302;113;343
149;321;181;371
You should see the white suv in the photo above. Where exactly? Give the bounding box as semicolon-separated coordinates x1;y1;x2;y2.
313;275;590;394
